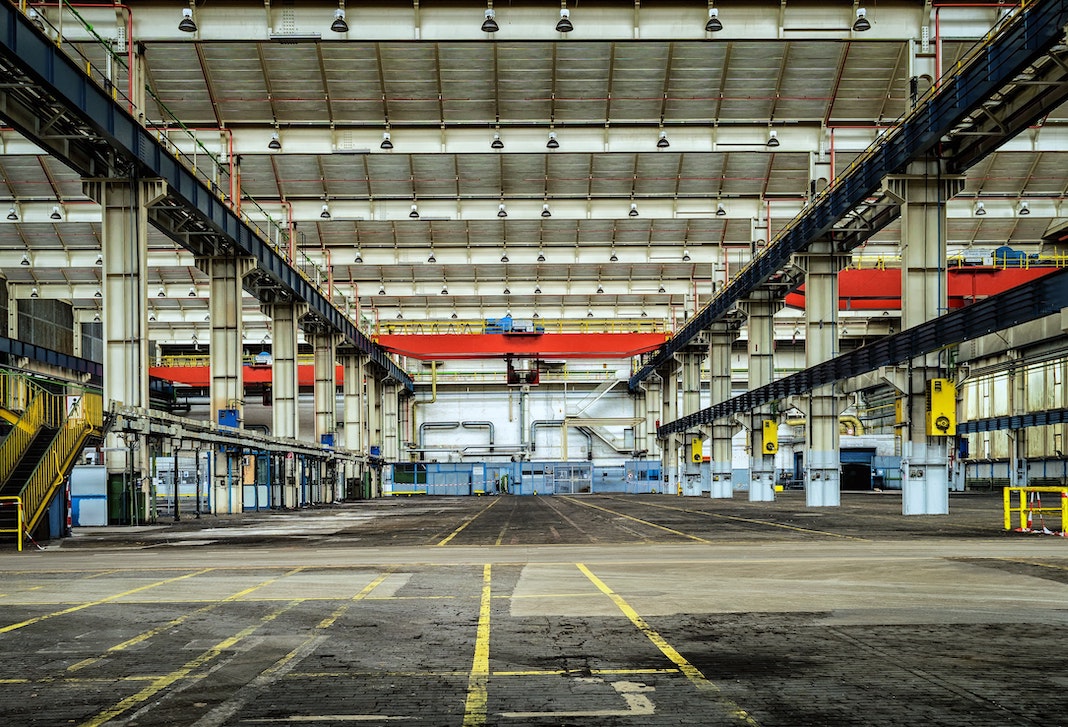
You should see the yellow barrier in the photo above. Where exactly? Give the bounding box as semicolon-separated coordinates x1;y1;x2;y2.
0;496;24;552
1003;486;1068;534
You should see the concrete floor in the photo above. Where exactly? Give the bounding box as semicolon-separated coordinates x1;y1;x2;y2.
1;492;1066;726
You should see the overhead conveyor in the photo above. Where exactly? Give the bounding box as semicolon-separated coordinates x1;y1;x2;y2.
658;266;1068;436
0;3;412;391
630;0;1068;393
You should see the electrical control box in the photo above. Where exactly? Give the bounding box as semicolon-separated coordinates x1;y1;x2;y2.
925;378;956;436
218;409;240;428
761;419;778;454
690;437;703;463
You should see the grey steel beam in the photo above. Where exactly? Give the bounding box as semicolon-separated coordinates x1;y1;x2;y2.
631;0;1068;392
0;4;411;391
958;408;1068;435
659;267;1068;436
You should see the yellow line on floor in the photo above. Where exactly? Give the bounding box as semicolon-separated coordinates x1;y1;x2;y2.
317;571;393;630
607;496;868;541
0;569;213;635
77;599;302;727
493;667;679;677
461;564;492;727
577;563;761;726
68;567;306;672
561;497;711;543
438;499;501;546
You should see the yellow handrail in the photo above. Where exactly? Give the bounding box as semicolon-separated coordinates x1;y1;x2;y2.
0;374;64;485
0;496;23;552
1003;486;1068;533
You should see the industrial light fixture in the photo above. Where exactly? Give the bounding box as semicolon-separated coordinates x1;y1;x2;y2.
354;251;363;263
381;132;394;150
331;8;349;33
596;284;604;294
96;313;103;322
586;310;594;318
500;253;509;263
640;310;648;317
396;312;403;319
95;253;103;265
497;203;508;218
716;202;727;216
532;312;540;319
609;251;618;262
546;131;559;149
268;132;282;150
766;130;780;148
556;6;573;33
20;253;30;266
657;130;670;148
491;131;504;149
1018;200;1030;216
541;203;551;218
682;249;691;262
629;202;639;217
188;286;197;297
179;7;197;32
427;251;436;263
6;208;16;221
157;287;166;297
94;289;102;298
974;200;986;216
50;205;62;220
378;285;386;295
409;204;420;219
537;250;546;262
320;203;331;219
534;286;541;294
441;286;449;295
482;7;499;33
705;6;723;32
503;287;510;295
658;285;666;293
853;7;871;32
30;287;39;299
450;312;458;319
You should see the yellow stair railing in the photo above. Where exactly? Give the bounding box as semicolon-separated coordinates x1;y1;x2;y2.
0;496;24;551
0;372;64;486
20;391;104;535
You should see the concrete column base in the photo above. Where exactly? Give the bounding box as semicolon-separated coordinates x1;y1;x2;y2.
710;464;733;499
902;443;949;515
805;449;841;507
748;466;776;502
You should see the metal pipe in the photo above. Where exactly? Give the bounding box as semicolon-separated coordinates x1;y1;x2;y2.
462;421;494;445
529;419;593;453
417;421;459;449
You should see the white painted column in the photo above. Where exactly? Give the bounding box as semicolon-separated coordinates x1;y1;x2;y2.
381;380;400;462
659;362;680;495
796;241;850;507
886;163;964;515
312;332;340;502
680;348;705;496
741;291;781;502
89;178;165;522
340;349;367;496
200;255;255;514
268;302;304;508
708;322;739;499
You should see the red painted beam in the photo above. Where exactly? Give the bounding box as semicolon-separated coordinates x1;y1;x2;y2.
150;364;344;387
784;267;1058;310
375;332;670;360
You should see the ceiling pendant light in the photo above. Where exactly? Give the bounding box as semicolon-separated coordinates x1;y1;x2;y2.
657;130;670;148
378;286;386;295
50;205;62;220
500;252;509;263
974;200;986;216
766;129;780;148
331;8;349;32
354;251;363;263
157;287;166;297
537;250;546;262
629;202;639;217
556;6;573;33
705;6;723;32
541;203;551;218
491;131;504;149
20;253;30;266
188;286;197;297
409;203;420;219
427;251;436;263
381;132;394;150
716;201;727;216
179;7;197;32
546;131;559;149
267;132;282;151
6;208;17;221
320;203;331;219
30;287;39;299
497;203;508;218
596;284;604;294
853;7;871;32
1018;200;1030;216
682;249;691;262
609;250;618;262
482;7;499;33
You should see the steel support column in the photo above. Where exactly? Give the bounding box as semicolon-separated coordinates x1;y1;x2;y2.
89;178;165;514
795;241;850;507
680;348;705;496
740;291;782;502
382;379;400;462
708;323;739;499
267;302;304;508
202;255;255;514
312;333;340;502
659;362;680;494
886;162;964;515
1009;359;1029;489
340;349;366;494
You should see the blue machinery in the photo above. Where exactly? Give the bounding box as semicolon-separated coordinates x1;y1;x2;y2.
631;0;1068;425
0;3;411;391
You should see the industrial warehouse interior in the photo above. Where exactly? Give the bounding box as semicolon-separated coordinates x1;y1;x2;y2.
0;1;1067;725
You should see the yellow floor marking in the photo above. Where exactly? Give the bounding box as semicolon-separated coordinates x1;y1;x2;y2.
438;499;501;546
0;569;213;634
68;567;306;673
78;599;302;727
494;667;678;677
501;680;656;719
461;564;492;727
607;496;868;541
577;563;761;726
562;496;711;543
317;571;392;630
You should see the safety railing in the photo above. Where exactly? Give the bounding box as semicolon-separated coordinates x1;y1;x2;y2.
375;318;669;336
0;496;24;552
0;374;64;486
20;392;103;535
1003;486;1068;535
